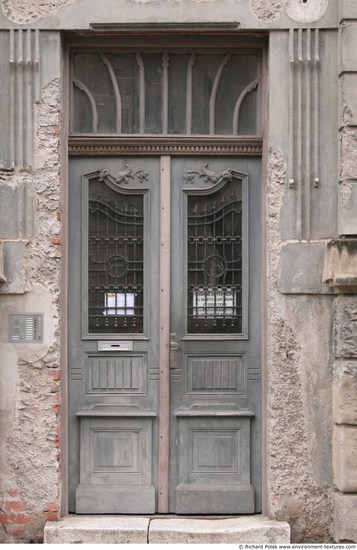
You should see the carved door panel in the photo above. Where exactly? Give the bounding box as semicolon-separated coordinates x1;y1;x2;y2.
68;156;261;514
68;157;161;514
168;157;262;513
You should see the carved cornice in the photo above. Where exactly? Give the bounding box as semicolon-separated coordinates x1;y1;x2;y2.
68;137;263;157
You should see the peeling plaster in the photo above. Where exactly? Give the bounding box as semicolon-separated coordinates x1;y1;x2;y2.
250;0;287;22
1;0;78;23
0;78;62;542
340;182;353;209
266;146;333;542
341;130;357;181
342;101;353;127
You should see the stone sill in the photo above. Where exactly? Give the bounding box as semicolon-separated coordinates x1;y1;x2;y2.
44;515;291;544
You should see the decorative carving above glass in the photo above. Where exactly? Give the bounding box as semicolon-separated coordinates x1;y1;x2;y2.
87;172;145;334
71;50;261;137
186;170;243;334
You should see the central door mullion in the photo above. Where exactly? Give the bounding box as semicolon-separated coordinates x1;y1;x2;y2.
158;155;171;513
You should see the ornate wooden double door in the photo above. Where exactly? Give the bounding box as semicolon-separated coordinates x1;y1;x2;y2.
68;155;261;514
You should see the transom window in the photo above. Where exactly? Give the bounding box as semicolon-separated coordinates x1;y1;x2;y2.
70;48;261;137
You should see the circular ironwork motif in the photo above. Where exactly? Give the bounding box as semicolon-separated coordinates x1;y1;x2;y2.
203;254;227;278
105;255;128;278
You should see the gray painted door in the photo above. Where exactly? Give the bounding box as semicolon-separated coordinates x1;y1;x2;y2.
68;155;261;514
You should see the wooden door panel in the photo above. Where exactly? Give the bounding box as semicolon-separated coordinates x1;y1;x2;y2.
169;157;261;513
68;157;160;514
69;155;261;515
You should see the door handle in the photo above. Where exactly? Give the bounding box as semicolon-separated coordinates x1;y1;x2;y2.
170;333;179;369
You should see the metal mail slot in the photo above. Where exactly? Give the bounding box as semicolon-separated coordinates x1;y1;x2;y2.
98;340;133;352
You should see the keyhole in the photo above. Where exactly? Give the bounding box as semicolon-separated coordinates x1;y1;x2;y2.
302;0;308;3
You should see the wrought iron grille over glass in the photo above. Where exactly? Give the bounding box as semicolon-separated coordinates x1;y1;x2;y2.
88;177;144;333
187;178;243;334
71;50;260;136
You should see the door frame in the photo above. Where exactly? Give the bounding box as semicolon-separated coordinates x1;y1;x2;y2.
60;32;269;516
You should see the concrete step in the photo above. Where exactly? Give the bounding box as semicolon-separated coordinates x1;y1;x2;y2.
44;515;291;544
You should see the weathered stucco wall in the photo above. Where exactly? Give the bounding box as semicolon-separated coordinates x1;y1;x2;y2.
1;0;77;23
265;147;333;542
0;67;62;542
0;0;355;544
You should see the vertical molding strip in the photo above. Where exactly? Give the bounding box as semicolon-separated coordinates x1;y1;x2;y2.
288;29;295;188
26;30;33;166
8;29;41;169
289;28;320;240
162;53;169;135
136;52;145;134
296;28;303;241
34;30;40;102
158;155;171;513
305;28;312;241
17;29;24;168
186;53;196;136
313;29;320;188
9;30;15;168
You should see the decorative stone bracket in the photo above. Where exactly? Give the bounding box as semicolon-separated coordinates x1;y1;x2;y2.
324;239;357;293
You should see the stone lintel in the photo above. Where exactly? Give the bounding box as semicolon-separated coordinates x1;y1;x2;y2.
333;425;357;492
279;242;333;295
333;361;357;424
324;239;357;292
333;493;357;543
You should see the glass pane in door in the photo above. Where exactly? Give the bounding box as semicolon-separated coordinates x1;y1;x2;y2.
187;179;243;334
88;178;144;333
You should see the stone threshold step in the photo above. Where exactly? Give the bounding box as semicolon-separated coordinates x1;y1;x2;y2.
44;515;291;544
